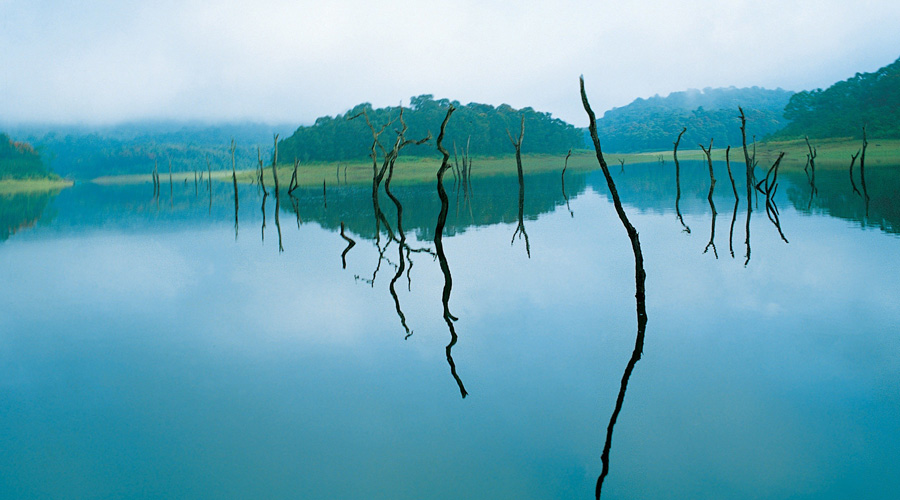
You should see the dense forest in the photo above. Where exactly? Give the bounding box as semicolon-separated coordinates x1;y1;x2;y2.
775;56;900;139
277;95;582;163
0;133;49;179
594;87;794;152
4;122;293;179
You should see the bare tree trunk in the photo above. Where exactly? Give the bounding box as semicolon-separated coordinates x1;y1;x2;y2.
699;139;717;209
231;139;238;239
434;105;467;399
507;115;529;257
805;136;818;196
581;76;647;500
860;126;870;214
725;146;738;200
673;127;690;233
849;149;862;196
739;108;754;208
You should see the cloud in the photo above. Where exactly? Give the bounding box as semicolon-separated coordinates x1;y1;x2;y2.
1;0;899;126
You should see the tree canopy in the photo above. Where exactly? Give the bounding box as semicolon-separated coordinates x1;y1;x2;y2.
277;95;582;162
593;87;794;152
775;56;900;139
0;133;48;179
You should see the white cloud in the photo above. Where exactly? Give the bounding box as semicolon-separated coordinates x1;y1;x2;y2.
1;0;899;126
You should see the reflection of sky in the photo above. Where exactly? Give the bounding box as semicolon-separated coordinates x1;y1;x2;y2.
1;183;899;499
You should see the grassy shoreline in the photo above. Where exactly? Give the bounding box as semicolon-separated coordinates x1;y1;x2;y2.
86;138;900;187
0;177;74;195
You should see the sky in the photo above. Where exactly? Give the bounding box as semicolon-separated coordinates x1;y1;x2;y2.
2;0;899;128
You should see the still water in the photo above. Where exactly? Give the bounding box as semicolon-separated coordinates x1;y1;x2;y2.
1;161;899;499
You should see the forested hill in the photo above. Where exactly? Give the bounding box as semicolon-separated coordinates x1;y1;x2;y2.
0;133;49;179
775;56;900;139
595;87;794;152
277;95;582;163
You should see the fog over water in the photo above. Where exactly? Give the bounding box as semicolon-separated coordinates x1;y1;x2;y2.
2;0;900;126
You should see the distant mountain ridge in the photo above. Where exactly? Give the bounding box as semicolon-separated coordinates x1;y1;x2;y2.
594;86;794;152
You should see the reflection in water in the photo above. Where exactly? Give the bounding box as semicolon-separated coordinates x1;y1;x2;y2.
435;106;468;399
384;148;413;340
339;222;356;269
673;128;690;233
729;198;739;258
0;191;58;242
581;77;648;499
756;153;789;244
260;191;268;243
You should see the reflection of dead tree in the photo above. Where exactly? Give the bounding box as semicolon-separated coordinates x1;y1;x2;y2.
673;127;690;233
507;115;530;257
849;149;862;196
434;105;468;399
339;221;356;269
618;158;625;173
581;77;648;500
728;199;739;258
152;160;160;200
755;153;789;243
168;159;174;207
561;149;574;217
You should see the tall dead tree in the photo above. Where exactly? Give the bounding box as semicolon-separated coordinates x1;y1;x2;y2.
434;105;468;399
804;136;818;196
673;127;690;233
860;125;871;212
507;115;530;257
725;146;738;200
849;149;862;196
271;134;280;194
581;76;647;500
699;139;717;208
231;139;238;239
739;107;754;207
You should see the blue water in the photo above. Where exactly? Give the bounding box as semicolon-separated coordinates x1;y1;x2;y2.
1;163;898;499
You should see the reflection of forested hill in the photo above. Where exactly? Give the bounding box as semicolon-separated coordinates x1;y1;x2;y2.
782;167;900;234
0;191;58;241
12;161;900;241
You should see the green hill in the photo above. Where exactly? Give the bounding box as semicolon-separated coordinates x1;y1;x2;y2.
775;56;900;139
594;87;794;152
277;95;582;163
0;133;49;180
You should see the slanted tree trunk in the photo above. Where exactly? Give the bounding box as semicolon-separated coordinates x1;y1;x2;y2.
673;127;690;233
725;146;738;200
581;76;647;500
849;149;862;196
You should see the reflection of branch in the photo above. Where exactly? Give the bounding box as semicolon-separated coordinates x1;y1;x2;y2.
581;77;648;500
849;149;862;196
435;105;468;399
340;222;356;269
704;197;718;259
860;125;870;217
744;199;752;267
729;199;738;259
231;139;239;240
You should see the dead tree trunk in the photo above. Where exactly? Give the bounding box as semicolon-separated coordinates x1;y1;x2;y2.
805;136;818;196
561;149;574;217
673;127;690;233
271;134;280;194
231;139;238;239
725;146;738;200
434;105;468;399
849;149;862;196
739;108;754;208
860;125;870;209
699;139;717;210
507;115;530;257
581;76;647;500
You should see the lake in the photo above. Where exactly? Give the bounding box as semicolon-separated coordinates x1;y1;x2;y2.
1;159;898;499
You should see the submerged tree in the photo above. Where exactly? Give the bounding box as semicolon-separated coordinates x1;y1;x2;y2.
581;76;648;500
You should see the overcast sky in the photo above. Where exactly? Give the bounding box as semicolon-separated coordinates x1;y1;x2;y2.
2;0;899;127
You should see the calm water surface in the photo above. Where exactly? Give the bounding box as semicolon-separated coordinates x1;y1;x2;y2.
1;161;899;499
